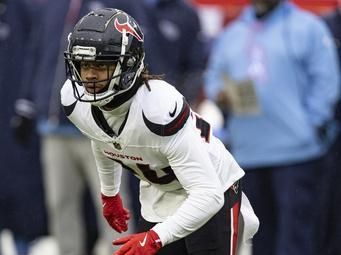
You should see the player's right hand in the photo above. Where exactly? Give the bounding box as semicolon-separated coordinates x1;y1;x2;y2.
101;193;130;233
113;230;162;255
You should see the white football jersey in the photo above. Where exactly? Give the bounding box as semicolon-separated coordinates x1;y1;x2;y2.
61;79;245;245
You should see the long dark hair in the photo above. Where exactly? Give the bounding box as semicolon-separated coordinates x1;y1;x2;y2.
140;66;165;91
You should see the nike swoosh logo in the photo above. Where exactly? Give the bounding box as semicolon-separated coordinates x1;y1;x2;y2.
169;102;177;117
139;233;148;247
102;203;106;208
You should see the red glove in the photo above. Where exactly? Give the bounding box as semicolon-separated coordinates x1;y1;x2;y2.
101;193;130;233
113;230;162;255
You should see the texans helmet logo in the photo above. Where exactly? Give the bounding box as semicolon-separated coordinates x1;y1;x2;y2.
114;16;143;42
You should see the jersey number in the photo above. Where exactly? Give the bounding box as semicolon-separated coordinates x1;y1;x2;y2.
195;115;211;142
111;159;177;185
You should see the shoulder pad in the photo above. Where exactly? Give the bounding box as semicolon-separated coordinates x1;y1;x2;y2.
60;80;77;116
139;80;191;136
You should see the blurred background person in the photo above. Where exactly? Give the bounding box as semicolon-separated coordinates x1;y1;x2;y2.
204;1;340;255
0;0;48;254
10;0;141;254
141;0;207;106
320;1;341;254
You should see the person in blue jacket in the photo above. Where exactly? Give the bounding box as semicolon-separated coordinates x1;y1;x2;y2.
204;0;340;255
0;0;47;254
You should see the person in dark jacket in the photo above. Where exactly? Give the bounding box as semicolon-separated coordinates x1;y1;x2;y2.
0;0;47;254
142;0;206;104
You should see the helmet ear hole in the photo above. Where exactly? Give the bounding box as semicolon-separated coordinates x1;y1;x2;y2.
121;72;136;89
126;57;136;67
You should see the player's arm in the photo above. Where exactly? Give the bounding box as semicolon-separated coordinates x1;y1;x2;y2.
91;140;130;233
91;140;122;195
152;115;225;246
143;88;225;246
113;113;224;255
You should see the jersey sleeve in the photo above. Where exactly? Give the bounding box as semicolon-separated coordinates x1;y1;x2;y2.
91;140;123;196
152;112;225;246
60;79;76;107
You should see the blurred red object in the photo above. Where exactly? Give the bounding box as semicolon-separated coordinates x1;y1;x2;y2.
192;0;338;24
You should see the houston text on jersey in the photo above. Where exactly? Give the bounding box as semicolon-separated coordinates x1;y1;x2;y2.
104;150;143;161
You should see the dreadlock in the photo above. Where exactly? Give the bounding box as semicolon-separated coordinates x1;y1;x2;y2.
140;66;165;91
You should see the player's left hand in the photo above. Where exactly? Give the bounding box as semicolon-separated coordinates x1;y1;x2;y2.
113;230;162;255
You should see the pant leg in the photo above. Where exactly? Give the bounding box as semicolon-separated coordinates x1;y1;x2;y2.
272;158;322;255
320;135;341;255
127;172;142;229
42;135;85;255
326;159;341;255
242;168;276;255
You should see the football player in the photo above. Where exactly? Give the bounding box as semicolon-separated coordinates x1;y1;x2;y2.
61;8;258;255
